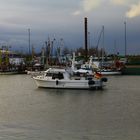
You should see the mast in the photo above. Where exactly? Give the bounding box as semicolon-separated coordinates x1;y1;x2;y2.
101;25;104;69
96;26;104;59
102;25;104;62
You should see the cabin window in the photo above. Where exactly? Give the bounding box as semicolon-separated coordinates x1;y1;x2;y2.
52;72;64;79
46;73;53;76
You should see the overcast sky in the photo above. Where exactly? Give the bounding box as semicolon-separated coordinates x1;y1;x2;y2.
0;0;140;55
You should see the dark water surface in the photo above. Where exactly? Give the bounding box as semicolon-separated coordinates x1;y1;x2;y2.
0;75;140;140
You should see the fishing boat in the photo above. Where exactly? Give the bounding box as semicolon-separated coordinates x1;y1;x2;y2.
92;25;124;75
71;55;122;76
100;60;124;75
33;68;107;90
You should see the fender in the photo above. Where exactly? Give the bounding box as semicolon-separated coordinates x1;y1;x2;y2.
88;80;95;85
56;80;59;85
101;77;108;82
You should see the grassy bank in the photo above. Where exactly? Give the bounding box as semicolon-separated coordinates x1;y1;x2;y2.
122;65;140;75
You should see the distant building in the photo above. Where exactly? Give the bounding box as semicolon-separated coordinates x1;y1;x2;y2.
9;58;25;65
0;49;25;66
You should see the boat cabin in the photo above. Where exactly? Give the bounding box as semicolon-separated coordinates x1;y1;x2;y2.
44;68;70;80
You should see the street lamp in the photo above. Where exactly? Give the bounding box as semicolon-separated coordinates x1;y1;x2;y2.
28;28;31;55
124;21;127;57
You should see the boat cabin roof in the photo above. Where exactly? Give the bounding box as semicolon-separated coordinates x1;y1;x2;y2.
45;68;66;74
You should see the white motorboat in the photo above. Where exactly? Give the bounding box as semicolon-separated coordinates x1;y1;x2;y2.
33;68;107;90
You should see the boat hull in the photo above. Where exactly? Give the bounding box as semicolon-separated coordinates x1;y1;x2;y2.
33;78;104;90
100;71;122;75
0;71;19;75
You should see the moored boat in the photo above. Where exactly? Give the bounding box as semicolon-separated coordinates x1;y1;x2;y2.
92;59;124;76
0;70;19;75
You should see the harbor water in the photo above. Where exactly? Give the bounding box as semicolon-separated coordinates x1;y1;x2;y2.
0;74;140;140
